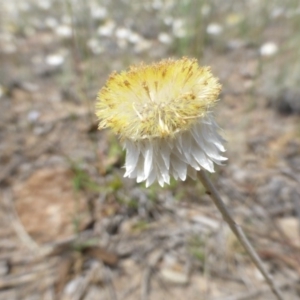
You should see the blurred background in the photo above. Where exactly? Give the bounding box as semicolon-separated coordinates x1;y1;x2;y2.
1;0;300;299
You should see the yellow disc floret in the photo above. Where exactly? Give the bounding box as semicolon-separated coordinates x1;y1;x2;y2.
96;57;221;140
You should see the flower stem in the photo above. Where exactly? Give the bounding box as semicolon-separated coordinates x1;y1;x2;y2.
198;170;284;300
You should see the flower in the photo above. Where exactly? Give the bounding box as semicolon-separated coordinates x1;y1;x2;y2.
259;42;278;57
96;57;227;187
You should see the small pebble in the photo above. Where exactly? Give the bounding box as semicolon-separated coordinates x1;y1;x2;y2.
27;110;40;123
160;268;189;285
272;88;300;114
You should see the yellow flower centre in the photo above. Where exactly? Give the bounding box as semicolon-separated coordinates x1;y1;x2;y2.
96;57;221;140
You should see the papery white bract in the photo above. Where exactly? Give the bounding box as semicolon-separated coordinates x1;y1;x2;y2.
123;113;226;187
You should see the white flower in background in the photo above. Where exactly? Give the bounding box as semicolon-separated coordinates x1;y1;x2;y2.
260;42;278;56
163;16;173;26
115;27;131;40
45;54;65;66
55;25;72;38
270;7;285;19
133;39;152;53
87;38;104;54
158;32;172;44
152;0;163;10
206;23;223;36
106;27;141;45
97;21;115;37
128;32;142;44
38;0;51;10
45;17;58;29
90;6;107;20
96;58;226;187
172;19;186;38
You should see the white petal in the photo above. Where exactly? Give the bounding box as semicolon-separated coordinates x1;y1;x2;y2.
144;143;153;178
191;142;214;172
158;174;165;187
176;134;183;153
160;140;171;169
172;169;179;180
170;155;187;181
172;142;188;164
121;114;225;186
191;125;226;162
136;157;146;182
186;154;201;170
156;152;170;184
162;172;170;184
202;121;226;152
177;132;196;166
145;168;156;187
124;140;140;174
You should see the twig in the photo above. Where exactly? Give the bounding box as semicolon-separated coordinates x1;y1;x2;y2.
104;266;118;300
119;283;140;300
71;263;100;300
141;267;152;300
141;250;164;300
0;269;56;289
198;170;284;300
258;249;300;275
0;156;23;184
